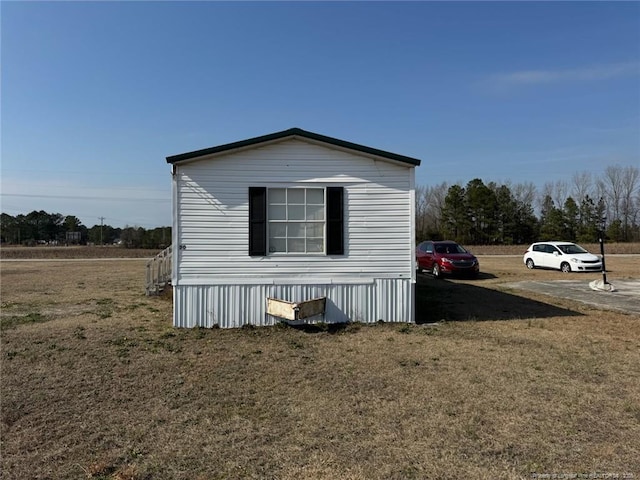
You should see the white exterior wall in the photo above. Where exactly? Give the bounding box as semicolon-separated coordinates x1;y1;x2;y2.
172;138;417;327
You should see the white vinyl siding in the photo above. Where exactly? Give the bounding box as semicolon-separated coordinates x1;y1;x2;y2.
173;139;415;284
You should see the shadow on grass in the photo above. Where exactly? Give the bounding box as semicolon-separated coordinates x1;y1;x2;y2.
285;322;352;334
418;271;498;281
474;272;499;280
415;273;583;323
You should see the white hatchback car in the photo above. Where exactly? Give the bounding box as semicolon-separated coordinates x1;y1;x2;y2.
523;242;602;273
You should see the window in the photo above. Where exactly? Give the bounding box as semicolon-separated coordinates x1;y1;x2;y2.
249;186;343;256
268;188;325;253
418;242;433;253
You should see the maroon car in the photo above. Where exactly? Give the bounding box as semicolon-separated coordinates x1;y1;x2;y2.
416;240;479;279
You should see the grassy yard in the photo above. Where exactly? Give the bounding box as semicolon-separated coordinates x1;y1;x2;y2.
1;255;639;479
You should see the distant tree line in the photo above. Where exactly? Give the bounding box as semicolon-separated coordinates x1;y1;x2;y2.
416;165;640;244
0;211;171;249
3;165;638;249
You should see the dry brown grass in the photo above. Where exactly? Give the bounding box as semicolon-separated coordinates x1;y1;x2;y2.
1;256;639;479
0;246;161;259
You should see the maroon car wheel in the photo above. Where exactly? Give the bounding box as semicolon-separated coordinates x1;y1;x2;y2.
432;264;441;279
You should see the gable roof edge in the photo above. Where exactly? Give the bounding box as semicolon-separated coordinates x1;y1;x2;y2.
166;127;421;166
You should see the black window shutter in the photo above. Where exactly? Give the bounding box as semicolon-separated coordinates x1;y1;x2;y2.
326;186;344;255
248;187;266;256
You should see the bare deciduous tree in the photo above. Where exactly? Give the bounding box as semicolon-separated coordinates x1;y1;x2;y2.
620;165;640;238
596;164;640;240
571;171;594;204
415;182;448;239
552;180;569;209
538;181;568;214
511;181;537;207
598;165;625;223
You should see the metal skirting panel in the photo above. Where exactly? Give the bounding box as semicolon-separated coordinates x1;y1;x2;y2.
173;279;415;328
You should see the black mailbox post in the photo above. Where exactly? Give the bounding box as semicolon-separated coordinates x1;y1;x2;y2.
599;217;608;285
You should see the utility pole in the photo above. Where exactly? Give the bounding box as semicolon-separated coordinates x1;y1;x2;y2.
99;216;105;246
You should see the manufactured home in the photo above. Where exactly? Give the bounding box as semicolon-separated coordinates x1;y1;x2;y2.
166;128;421;328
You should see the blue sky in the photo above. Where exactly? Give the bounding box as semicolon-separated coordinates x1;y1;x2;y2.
2;1;639;228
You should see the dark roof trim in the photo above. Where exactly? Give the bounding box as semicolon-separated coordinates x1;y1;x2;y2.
166;127;421;166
